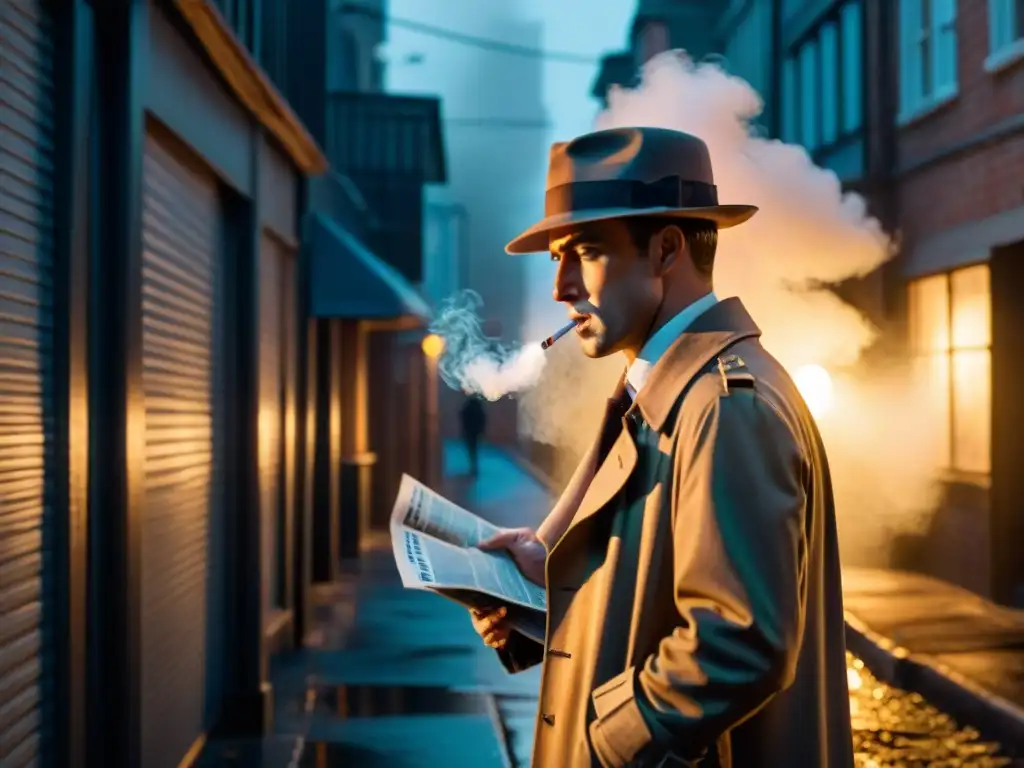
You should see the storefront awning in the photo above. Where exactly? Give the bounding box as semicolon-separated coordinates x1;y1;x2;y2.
307;212;431;322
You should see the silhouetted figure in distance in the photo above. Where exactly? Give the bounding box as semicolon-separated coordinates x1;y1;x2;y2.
459;394;486;477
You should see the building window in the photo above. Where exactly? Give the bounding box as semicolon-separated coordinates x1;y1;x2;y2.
899;0;958;122
908;264;991;475
987;0;1024;70
820;23;839;145
799;40;820;150
840;1;863;133
781;0;863;150
782;57;798;143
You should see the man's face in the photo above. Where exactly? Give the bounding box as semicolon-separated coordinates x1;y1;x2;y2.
549;219;663;359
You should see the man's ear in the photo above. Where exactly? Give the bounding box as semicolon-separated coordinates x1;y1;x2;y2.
655;225;685;275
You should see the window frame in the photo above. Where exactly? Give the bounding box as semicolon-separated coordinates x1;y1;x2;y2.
781;0;864;152
898;0;959;124
907;264;992;478
985;0;1024;73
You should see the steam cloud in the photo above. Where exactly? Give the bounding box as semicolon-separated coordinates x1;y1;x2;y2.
429;289;547;400
517;52;941;567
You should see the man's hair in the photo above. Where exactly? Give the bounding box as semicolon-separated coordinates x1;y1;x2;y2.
626;217;718;278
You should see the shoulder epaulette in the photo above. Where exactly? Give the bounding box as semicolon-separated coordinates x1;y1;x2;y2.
716;353;755;394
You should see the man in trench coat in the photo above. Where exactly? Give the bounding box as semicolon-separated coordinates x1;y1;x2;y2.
472;127;854;767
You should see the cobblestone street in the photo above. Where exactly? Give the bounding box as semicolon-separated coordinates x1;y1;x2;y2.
847;653;1016;767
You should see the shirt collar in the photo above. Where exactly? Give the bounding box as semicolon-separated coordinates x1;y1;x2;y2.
625;291;719;401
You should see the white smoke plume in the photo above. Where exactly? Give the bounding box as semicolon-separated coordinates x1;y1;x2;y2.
430;289;548;400
515;52;942;566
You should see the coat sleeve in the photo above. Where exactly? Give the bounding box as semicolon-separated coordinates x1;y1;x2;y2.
588;387;809;767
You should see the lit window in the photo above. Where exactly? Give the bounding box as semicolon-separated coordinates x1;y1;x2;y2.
899;0;959;122
907;264;991;475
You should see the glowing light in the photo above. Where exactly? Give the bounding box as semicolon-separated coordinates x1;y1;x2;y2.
847;667;863;692
421;333;445;360
794;364;834;418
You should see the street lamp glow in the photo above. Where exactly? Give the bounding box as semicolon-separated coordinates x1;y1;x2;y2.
421;333;445;360
794;364;834;419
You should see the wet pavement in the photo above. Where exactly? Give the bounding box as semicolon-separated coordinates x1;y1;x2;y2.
844;568;1024;755
194;441;1024;766
848;652;1021;767
196;441;547;768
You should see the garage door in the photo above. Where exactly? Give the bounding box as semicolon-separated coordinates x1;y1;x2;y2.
140;133;226;767
0;2;57;765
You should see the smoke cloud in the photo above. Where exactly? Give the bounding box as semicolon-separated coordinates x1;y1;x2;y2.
515;52;941;566
429;52;941;567
430;289;548;400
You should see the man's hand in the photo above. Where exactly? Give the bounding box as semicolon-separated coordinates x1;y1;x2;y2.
471;606;510;649
479;527;547;586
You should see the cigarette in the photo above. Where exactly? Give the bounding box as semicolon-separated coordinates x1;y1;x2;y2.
541;320;578;350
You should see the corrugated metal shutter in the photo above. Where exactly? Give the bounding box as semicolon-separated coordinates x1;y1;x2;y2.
0;2;56;765
259;234;283;622
140;134;224;767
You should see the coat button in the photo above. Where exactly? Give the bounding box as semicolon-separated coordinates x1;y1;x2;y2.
541;713;555;726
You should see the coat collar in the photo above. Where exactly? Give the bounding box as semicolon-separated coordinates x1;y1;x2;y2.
632;297;762;432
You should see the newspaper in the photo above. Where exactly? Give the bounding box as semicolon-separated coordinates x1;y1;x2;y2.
389;473;547;644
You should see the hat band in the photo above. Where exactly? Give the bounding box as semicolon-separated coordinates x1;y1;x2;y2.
544;176;719;217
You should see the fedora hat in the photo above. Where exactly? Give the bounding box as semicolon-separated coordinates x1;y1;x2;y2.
505;126;758;255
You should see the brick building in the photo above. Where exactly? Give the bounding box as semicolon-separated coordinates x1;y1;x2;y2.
590;0;1024;606
893;0;1024;606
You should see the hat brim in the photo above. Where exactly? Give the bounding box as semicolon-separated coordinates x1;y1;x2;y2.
504;204;759;255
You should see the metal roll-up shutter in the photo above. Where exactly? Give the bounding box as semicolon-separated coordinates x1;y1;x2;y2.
140;134;224;767
0;2;56;765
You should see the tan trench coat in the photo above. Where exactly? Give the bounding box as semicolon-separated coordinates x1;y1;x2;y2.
496;298;853;767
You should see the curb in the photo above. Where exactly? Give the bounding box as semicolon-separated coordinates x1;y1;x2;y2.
844;612;1024;754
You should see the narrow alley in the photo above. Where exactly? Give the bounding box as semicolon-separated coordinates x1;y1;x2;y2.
193;441;1024;767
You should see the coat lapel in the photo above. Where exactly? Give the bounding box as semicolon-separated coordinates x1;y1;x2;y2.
544;382;631;555
563;422;638;531
552;298;763;546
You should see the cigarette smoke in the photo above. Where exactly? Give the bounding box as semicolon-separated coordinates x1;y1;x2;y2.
429;289;547;400
515;52;941;567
